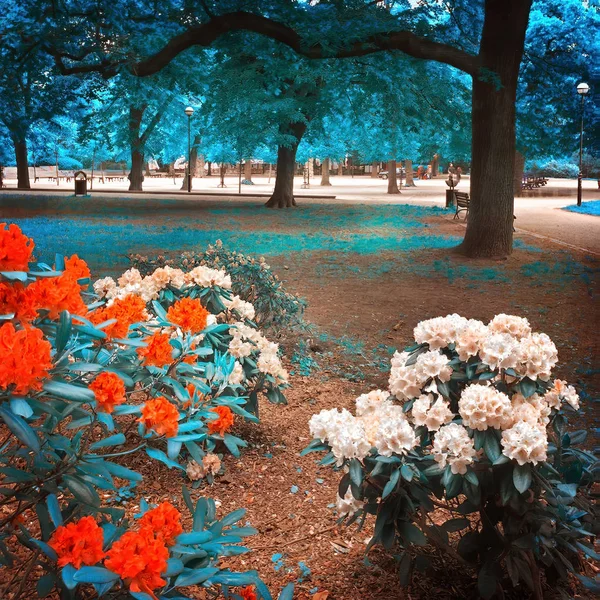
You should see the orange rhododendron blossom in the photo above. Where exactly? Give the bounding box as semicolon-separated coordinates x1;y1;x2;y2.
104;528;168;599
0;282;38;322
208;406;234;436
90;294;147;339
139;397;179;437
138;502;183;546
64;254;91;287
166;297;209;333
89;372;126;413
0;322;52;394
240;586;258;600
137;332;173;367
48;516;106;569
0;223;34;271
27;273;88;320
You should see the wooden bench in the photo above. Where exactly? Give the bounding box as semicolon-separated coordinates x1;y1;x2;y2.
453;191;470;219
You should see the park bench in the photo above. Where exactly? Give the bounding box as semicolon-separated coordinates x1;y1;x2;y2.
521;175;548;190
453;191;470;219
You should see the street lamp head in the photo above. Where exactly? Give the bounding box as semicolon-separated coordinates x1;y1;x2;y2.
184;106;194;117
577;82;590;95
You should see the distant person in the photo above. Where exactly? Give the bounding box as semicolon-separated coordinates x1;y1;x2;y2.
456;166;462;182
448;162;456;174
417;165;423;179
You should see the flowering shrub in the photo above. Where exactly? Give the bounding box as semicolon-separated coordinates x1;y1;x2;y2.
129;239;306;331
0;223;293;599
304;314;598;599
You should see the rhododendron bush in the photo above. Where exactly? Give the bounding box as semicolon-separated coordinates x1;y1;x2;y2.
304;314;598;599
0;224;293;599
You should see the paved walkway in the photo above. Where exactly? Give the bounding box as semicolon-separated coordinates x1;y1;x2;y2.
2;175;598;255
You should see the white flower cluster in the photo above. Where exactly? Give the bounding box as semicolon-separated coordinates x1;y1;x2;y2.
458;384;512;431
186;265;232;289
310;313;581;475
93;266;187;304
228;361;245;386
336;489;363;517
389;349;451;401
309;408;371;466
223;295;256;321
544;379;580;411
501;421;548;466
412;393;454;431
228;322;288;384
432;423;476;474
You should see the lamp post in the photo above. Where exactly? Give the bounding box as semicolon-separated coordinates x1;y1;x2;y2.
576;82;589;207
184;106;194;192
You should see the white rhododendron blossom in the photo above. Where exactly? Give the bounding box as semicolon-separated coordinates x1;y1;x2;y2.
454;319;489;361
459;384;512;430
389;351;422;400
414;350;452;382
479;332;520;371
118;268;143;287
372;410;417;457
336;489;363;517
411;394;454;431
544;379;580;411
488;314;532;339
355;389;392;417
223;295;256;321
93;276;117;299
186;265;232;289
361;403;406;447
513;332;558;381
501;421;548;466
413;314;469;349
432;423;476;474
509;393;551;427
308;408;371;466
228;361;245;386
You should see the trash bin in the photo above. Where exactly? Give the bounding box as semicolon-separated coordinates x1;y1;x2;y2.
74;171;88;196
445;189;456;207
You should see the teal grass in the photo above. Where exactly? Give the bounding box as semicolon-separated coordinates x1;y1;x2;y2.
563;199;600;216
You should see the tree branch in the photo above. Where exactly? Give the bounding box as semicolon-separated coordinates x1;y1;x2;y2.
132;12;478;77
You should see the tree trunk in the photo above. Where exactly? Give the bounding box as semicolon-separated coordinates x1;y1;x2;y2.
265;122;307;208
431;154;439;178
371;161;379;178
459;0;532;258
13;136;30;189
320;158;331;185
128;107;145;191
244;160;253;182
405;159;415;186
129;149;145;191
198;154;205;178
514;151;525;197
338;161;343;176
207;161;212;176
387;160;400;194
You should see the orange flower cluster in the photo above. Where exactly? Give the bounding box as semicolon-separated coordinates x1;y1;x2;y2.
166;297;209;333
138;502;183;546
0;261;89;323
48;516;106;569
139;397;179;438
240;586;258;600
89;372;126;413
104;527;168;598
90;294;147;339
64;254;91;288
0;322;52;394
208;405;234;437
0;223;34;271
137;332;173;367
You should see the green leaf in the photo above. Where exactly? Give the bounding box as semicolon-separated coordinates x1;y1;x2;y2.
55;311;72;354
43;381;95;403
46;494;63;527
73;566;119;584
513;464;532;494
519;377;537;398
397;521;426;546
0;406;40;453
443;518;470;533
382;468;400;499
63;475;100;506
89;433;126;450
478;561;499;600
174;567;220;587
398;552;412;586
37;572;56;598
102;461;143;481
483;430;501;462
145;447;186;471
349;458;363;487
